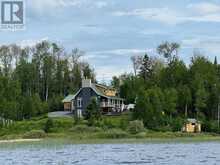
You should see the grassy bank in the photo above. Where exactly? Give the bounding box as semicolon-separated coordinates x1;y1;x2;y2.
0;115;220;143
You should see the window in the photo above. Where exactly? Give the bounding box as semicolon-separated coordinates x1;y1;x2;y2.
77;98;82;108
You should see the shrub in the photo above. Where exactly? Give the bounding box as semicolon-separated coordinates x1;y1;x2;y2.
98;129;128;139
119;119;128;130
128;120;145;134
102;119;114;129
202;120;219;133
70;125;102;134
170;117;184;132
44;118;54;133
23;130;46;139
134;132;147;138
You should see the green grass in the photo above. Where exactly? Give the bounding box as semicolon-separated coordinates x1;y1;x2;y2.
0;114;220;143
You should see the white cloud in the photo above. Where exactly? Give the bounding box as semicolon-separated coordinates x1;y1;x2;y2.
30;0;108;14
113;8;183;25
181;36;220;56
113;3;220;25
95;1;108;8
90;49;151;56
188;2;220;14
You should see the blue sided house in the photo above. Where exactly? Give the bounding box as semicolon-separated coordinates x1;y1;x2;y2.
62;79;125;117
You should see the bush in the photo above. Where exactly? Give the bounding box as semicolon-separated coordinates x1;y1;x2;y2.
102;119;115;129
98;129;128;139
44;118;54;133
134;132;147;138
23;130;46;139
154;125;173;132
128;120;145;134
202;120;220;133
170;117;184;132
70;125;102;134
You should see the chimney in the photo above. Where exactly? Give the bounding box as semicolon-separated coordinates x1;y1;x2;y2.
82;79;92;88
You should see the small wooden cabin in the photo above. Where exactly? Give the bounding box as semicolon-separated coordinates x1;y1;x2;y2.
182;119;201;133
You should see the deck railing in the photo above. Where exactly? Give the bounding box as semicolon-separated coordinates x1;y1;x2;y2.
100;102;123;108
100;102;115;107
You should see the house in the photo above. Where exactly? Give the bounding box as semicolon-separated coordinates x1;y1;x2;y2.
182;118;201;133
62;79;125;117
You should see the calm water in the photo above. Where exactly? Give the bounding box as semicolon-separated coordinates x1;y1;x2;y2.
0;141;220;165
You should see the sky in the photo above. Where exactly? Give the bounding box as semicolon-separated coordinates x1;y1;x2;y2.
1;0;220;82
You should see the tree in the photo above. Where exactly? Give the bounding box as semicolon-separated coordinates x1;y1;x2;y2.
214;56;218;65
195;85;208;117
0;46;12;77
133;87;164;129
139;54;153;82
163;88;178;119
130;55;142;76
159;59;188;88
82;62;96;82
157;42;180;63
111;76;120;91
85;97;101;126
190;55;218;119
0;41;96;121
178;85;192;117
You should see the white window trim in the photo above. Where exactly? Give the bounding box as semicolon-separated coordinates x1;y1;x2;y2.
77;98;82;108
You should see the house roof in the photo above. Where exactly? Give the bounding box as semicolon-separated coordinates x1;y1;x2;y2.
62;94;76;103
91;83;124;101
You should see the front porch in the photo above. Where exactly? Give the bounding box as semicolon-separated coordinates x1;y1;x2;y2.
100;97;124;115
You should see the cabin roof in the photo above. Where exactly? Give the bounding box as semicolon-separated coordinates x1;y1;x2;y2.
187;118;198;124
62;94;76;103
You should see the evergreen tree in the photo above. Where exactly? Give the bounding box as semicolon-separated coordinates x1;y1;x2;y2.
85;97;101;126
139;54;153;82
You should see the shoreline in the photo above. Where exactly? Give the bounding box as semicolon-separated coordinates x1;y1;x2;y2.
0;139;42;143
1;136;220;144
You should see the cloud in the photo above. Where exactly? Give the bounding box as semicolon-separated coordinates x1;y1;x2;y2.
113;8;183;25
29;0;108;14
95;1;108;8
188;2;220;14
89;49;151;56
113;3;220;25
181;36;220;56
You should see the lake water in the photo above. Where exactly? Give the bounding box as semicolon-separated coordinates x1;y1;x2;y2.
0;141;220;165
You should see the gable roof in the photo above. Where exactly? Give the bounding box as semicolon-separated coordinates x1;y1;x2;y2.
73;83;124;101
62;94;76;103
187;118;199;124
91;83;124;100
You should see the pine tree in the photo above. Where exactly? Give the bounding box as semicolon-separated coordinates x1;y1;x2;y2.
139;54;153;81
214;56;218;65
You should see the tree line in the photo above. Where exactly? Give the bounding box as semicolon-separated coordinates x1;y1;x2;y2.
112;42;220;132
0;41;95;120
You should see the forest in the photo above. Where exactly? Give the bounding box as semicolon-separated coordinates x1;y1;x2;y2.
0;41;95;120
112;42;220;132
0;41;220;132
